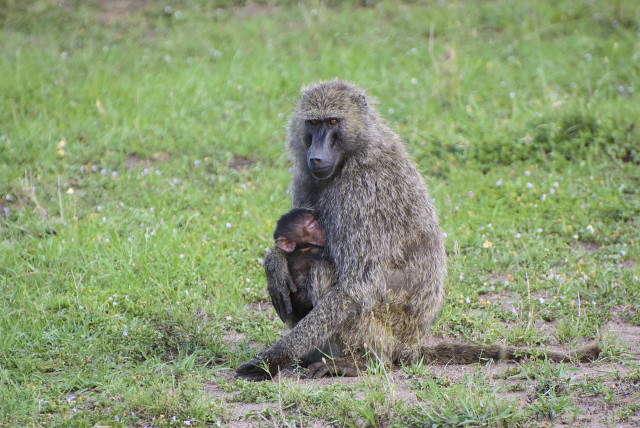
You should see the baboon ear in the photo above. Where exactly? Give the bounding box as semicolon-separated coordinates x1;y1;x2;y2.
358;94;367;108
275;237;296;253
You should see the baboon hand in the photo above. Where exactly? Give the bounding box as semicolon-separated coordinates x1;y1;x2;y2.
265;247;298;323
269;272;298;323
235;357;273;382
271;282;292;320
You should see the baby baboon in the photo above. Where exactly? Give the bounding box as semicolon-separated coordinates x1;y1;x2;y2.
236;80;599;381
273;208;327;326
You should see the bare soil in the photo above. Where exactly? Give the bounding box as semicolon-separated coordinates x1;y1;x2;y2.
208;309;640;427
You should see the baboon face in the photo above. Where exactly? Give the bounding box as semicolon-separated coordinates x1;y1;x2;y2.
295;81;368;181
305;118;342;180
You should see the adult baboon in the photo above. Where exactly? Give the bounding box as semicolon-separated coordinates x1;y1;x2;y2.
236;81;599;381
273;208;327;326
237;80;446;380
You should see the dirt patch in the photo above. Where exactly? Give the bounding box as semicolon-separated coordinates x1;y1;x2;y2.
233;3;279;18
125;152;172;170
228;155;256;171
570;241;603;254
96;0;146;23
619;258;636;269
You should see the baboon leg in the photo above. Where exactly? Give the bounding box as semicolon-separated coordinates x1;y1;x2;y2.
307;357;364;378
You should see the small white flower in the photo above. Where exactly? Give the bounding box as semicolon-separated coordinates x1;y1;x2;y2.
61;51;69;59
179;254;185;259
584;53;592;61
226;316;233;321
526;182;534;188
496;179;502;186
123;331;128;336
541;194;546;201
537;228;543;233
226;222;232;228
524;171;531;176
538;297;545;304
465;297;471;304
620;250;626;256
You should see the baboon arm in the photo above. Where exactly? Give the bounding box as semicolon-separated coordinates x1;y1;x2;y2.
264;247;298;326
236;288;358;381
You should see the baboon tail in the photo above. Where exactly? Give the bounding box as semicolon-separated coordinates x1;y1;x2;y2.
419;342;601;364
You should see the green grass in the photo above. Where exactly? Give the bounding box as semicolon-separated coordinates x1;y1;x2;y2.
1;0;639;426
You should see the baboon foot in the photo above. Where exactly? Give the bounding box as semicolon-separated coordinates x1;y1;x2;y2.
307;357;361;378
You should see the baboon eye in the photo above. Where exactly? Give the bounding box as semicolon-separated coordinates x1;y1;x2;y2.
309;119;319;125
328;118;339;125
